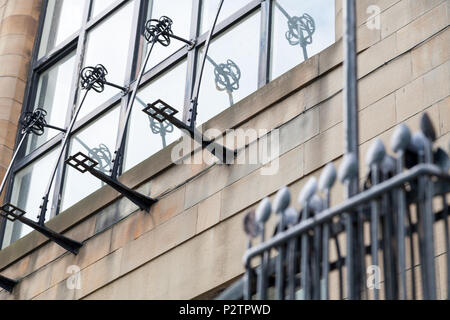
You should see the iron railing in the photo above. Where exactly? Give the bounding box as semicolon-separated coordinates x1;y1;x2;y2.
218;114;450;300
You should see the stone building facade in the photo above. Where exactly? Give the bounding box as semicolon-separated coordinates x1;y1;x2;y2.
0;0;448;299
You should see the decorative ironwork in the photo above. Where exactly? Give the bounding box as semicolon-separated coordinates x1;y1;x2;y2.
0;203;83;255
65;152;157;212
187;0;225;127
110;16;195;178
80;64;108;93
20;108;47;136
143;100;236;164
144;16;173;46
144;16;195;49
218;113;450;300
80;64;128;94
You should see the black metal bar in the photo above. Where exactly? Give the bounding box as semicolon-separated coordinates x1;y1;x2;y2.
65;152;156;212
143;100;236;164
162;32;196;49
188;0;225;127
244;164;450;264
38;89;90;226
44;124;67;133
104;81;129;93
0;204;82;254
111;39;157;178
0;275;17;293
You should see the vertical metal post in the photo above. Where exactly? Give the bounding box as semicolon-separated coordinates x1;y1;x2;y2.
343;0;360;300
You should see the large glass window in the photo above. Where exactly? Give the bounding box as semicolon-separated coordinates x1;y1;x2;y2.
91;0;117;18
270;0;335;80
124;60;187;171
79;1;136;118
38;0;87;58
26;51;76;154
200;0;254;34
1;148;59;249
145;0;193;71
196;10;261;125
61;107;121;211
2;0;335;247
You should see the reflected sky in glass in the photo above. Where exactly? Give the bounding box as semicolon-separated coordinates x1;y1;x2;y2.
143;0;193;71
38;0;87;58
200;0;253;34
2;148;59;248
61;106;120;211
91;0;117;18
26;51;76;155
271;0;335;80
124;60;187;172
79;1;135;119
196;10;261;126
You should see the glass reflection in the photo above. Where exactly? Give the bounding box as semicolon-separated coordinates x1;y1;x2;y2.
1;148;59;249
79;1;135;118
61;106;120;211
271;0;335;80
26;51;76;155
200;0;253;34
123;60;187;172
38;0;87;58
196;10;260;125
91;0;117;18
143;0;193;71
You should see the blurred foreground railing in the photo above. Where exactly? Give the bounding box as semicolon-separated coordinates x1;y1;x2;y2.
218;114;450;300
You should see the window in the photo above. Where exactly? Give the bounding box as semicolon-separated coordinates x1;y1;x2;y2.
1;0;336;248
270;0;335;80
1;148;60;248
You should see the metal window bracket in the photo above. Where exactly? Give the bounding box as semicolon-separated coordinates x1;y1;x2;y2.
144;16;196;51
143;99;236;164
0;204;82;255
65;152;157;212
0;274;17;293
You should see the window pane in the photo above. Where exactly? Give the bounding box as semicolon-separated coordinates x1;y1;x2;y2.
144;0;193;71
38;0;87;58
79;1;135;118
61;106;120;211
200;0;253;34
124;60;187;172
91;0;117;18
26;52;76;155
196;10;261;126
1;148;59;248
270;0;335;80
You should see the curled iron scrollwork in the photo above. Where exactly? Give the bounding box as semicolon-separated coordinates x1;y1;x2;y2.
213;59;241;93
144;16;173;46
285;13;315;47
80;64;108;93
21;108;47;136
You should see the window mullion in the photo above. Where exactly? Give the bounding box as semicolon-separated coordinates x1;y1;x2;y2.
183;0;201;123
258;0;272;88
51;0;93;218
